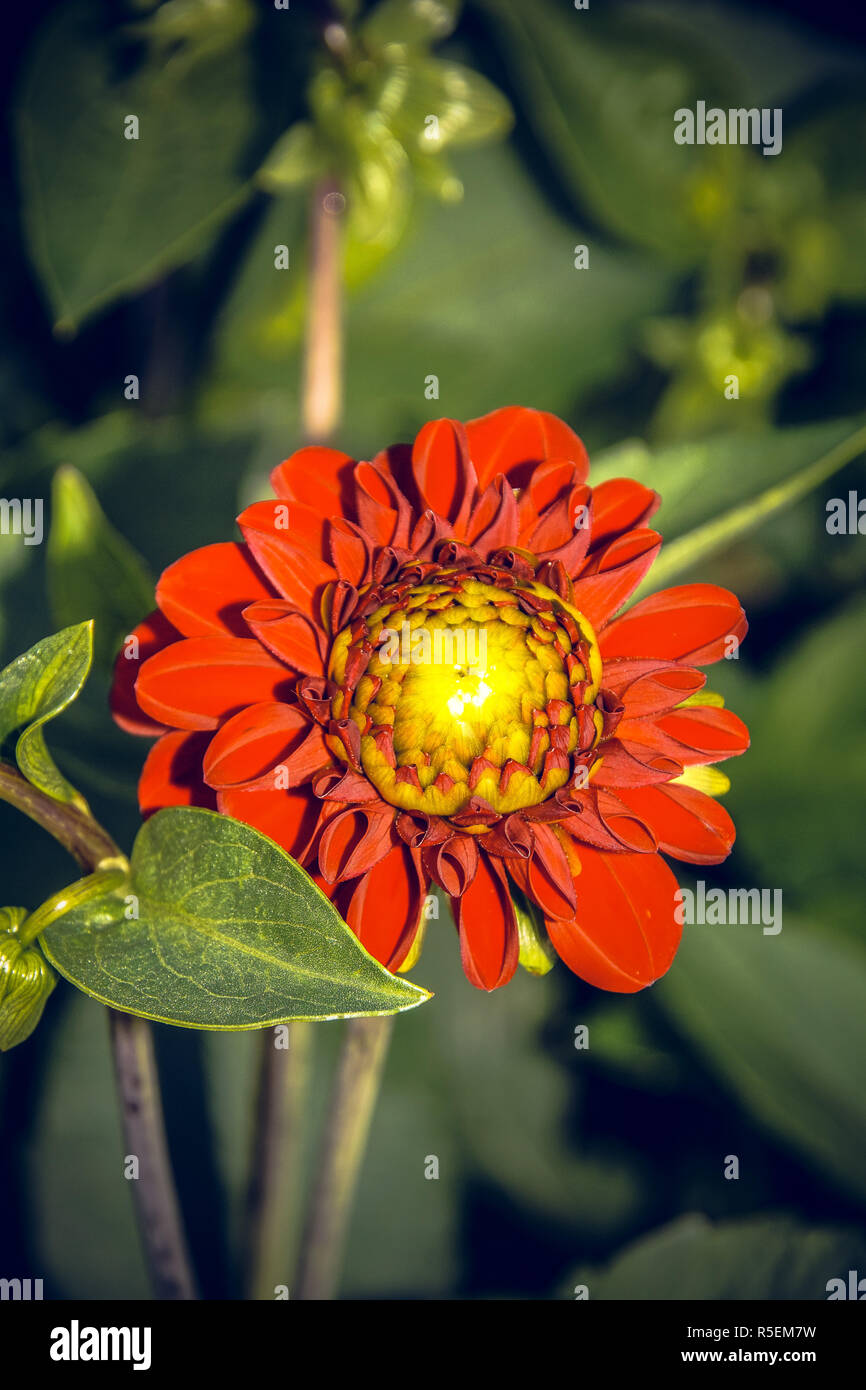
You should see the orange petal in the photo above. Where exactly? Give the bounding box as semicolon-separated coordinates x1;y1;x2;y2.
139;730;216;815
600;584;748;665
342;844;428;971
156;542;274;637
451;854;518;991
572;529;662;628
617;783;735;865
242;600;326;676
110;609;180;736
411;418;476;534
237;500;337;618
217;783;322;861
270;445;355;513
589;478;660;547
136;637;294;731
545;845;681;992
203;702;327;790
466;406;589;491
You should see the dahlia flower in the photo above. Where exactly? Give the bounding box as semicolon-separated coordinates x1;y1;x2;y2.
111;408;749;992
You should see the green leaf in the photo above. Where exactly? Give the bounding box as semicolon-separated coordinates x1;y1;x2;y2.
591;416;866;594
0;621;93;803
655;919;866;1203
480;0;740;264
16;0;255;331
567;1213;866;1299
47;466;154;669
41;807;432;1027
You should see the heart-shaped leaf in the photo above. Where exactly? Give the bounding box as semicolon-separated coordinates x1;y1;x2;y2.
41;807;432;1027
0;621;93;802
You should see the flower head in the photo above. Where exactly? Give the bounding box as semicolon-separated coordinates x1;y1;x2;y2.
111;408;749;992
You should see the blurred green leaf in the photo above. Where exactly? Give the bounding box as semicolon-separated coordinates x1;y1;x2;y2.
47;466;154;670
656;919;866;1203
0;621;93;804
591;415;866;594
363;0;460;49
481;0;740;264
16;0;255;331
722;600;866;939
568;1213;866;1299
210;145;674;451
42;807;432;1027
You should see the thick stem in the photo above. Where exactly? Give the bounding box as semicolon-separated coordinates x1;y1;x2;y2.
109;1010;198;1300
294;1016;394;1301
0;759;197;1300
0;761;123;870
244;1023;313;1299
301;177;344;442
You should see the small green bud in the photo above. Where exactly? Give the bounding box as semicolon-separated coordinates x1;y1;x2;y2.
0;909;56;1051
511;886;557;977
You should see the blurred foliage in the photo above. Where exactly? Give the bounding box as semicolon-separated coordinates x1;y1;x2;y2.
1;0;866;1299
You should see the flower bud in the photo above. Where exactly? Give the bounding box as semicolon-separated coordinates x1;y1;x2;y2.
0;908;56;1051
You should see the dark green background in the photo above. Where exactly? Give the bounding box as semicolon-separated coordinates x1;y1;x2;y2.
1;0;865;1298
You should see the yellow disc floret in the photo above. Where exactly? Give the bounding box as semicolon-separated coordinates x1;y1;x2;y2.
329;572;602;820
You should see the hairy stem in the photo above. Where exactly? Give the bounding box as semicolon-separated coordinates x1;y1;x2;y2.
244;1023;313;1299
294;1016;394;1300
0;759;197;1300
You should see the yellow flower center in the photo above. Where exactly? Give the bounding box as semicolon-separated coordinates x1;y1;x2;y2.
329;572;603;820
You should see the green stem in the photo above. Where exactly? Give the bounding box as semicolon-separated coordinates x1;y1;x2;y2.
19;867;128;946
293;1016;394;1300
301;176;344;443
0;760;123;870
244;1023;313;1299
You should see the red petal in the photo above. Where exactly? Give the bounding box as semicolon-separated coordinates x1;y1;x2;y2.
353;460;411;547
203;702;329;790
592;739;683;787
602;658;706;718
342;844;427;971
451;854;518;991
600;584;748;665
136;637;294;731
139;731;216;815
572;529;662;628
618;706;750;765
317;805;396;883
508;822;576;919
237;500;336;618
270;446;355;513
589;478;660;547
217;783;322;861
545;846;681;992
411;418;476;534
242;600;325;676
466;406;590;491
328;517;370;587
618;783;735;865
110;610;180;736
156;542;274;638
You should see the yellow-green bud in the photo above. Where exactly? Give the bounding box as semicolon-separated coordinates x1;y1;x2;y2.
0;908;56;1052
